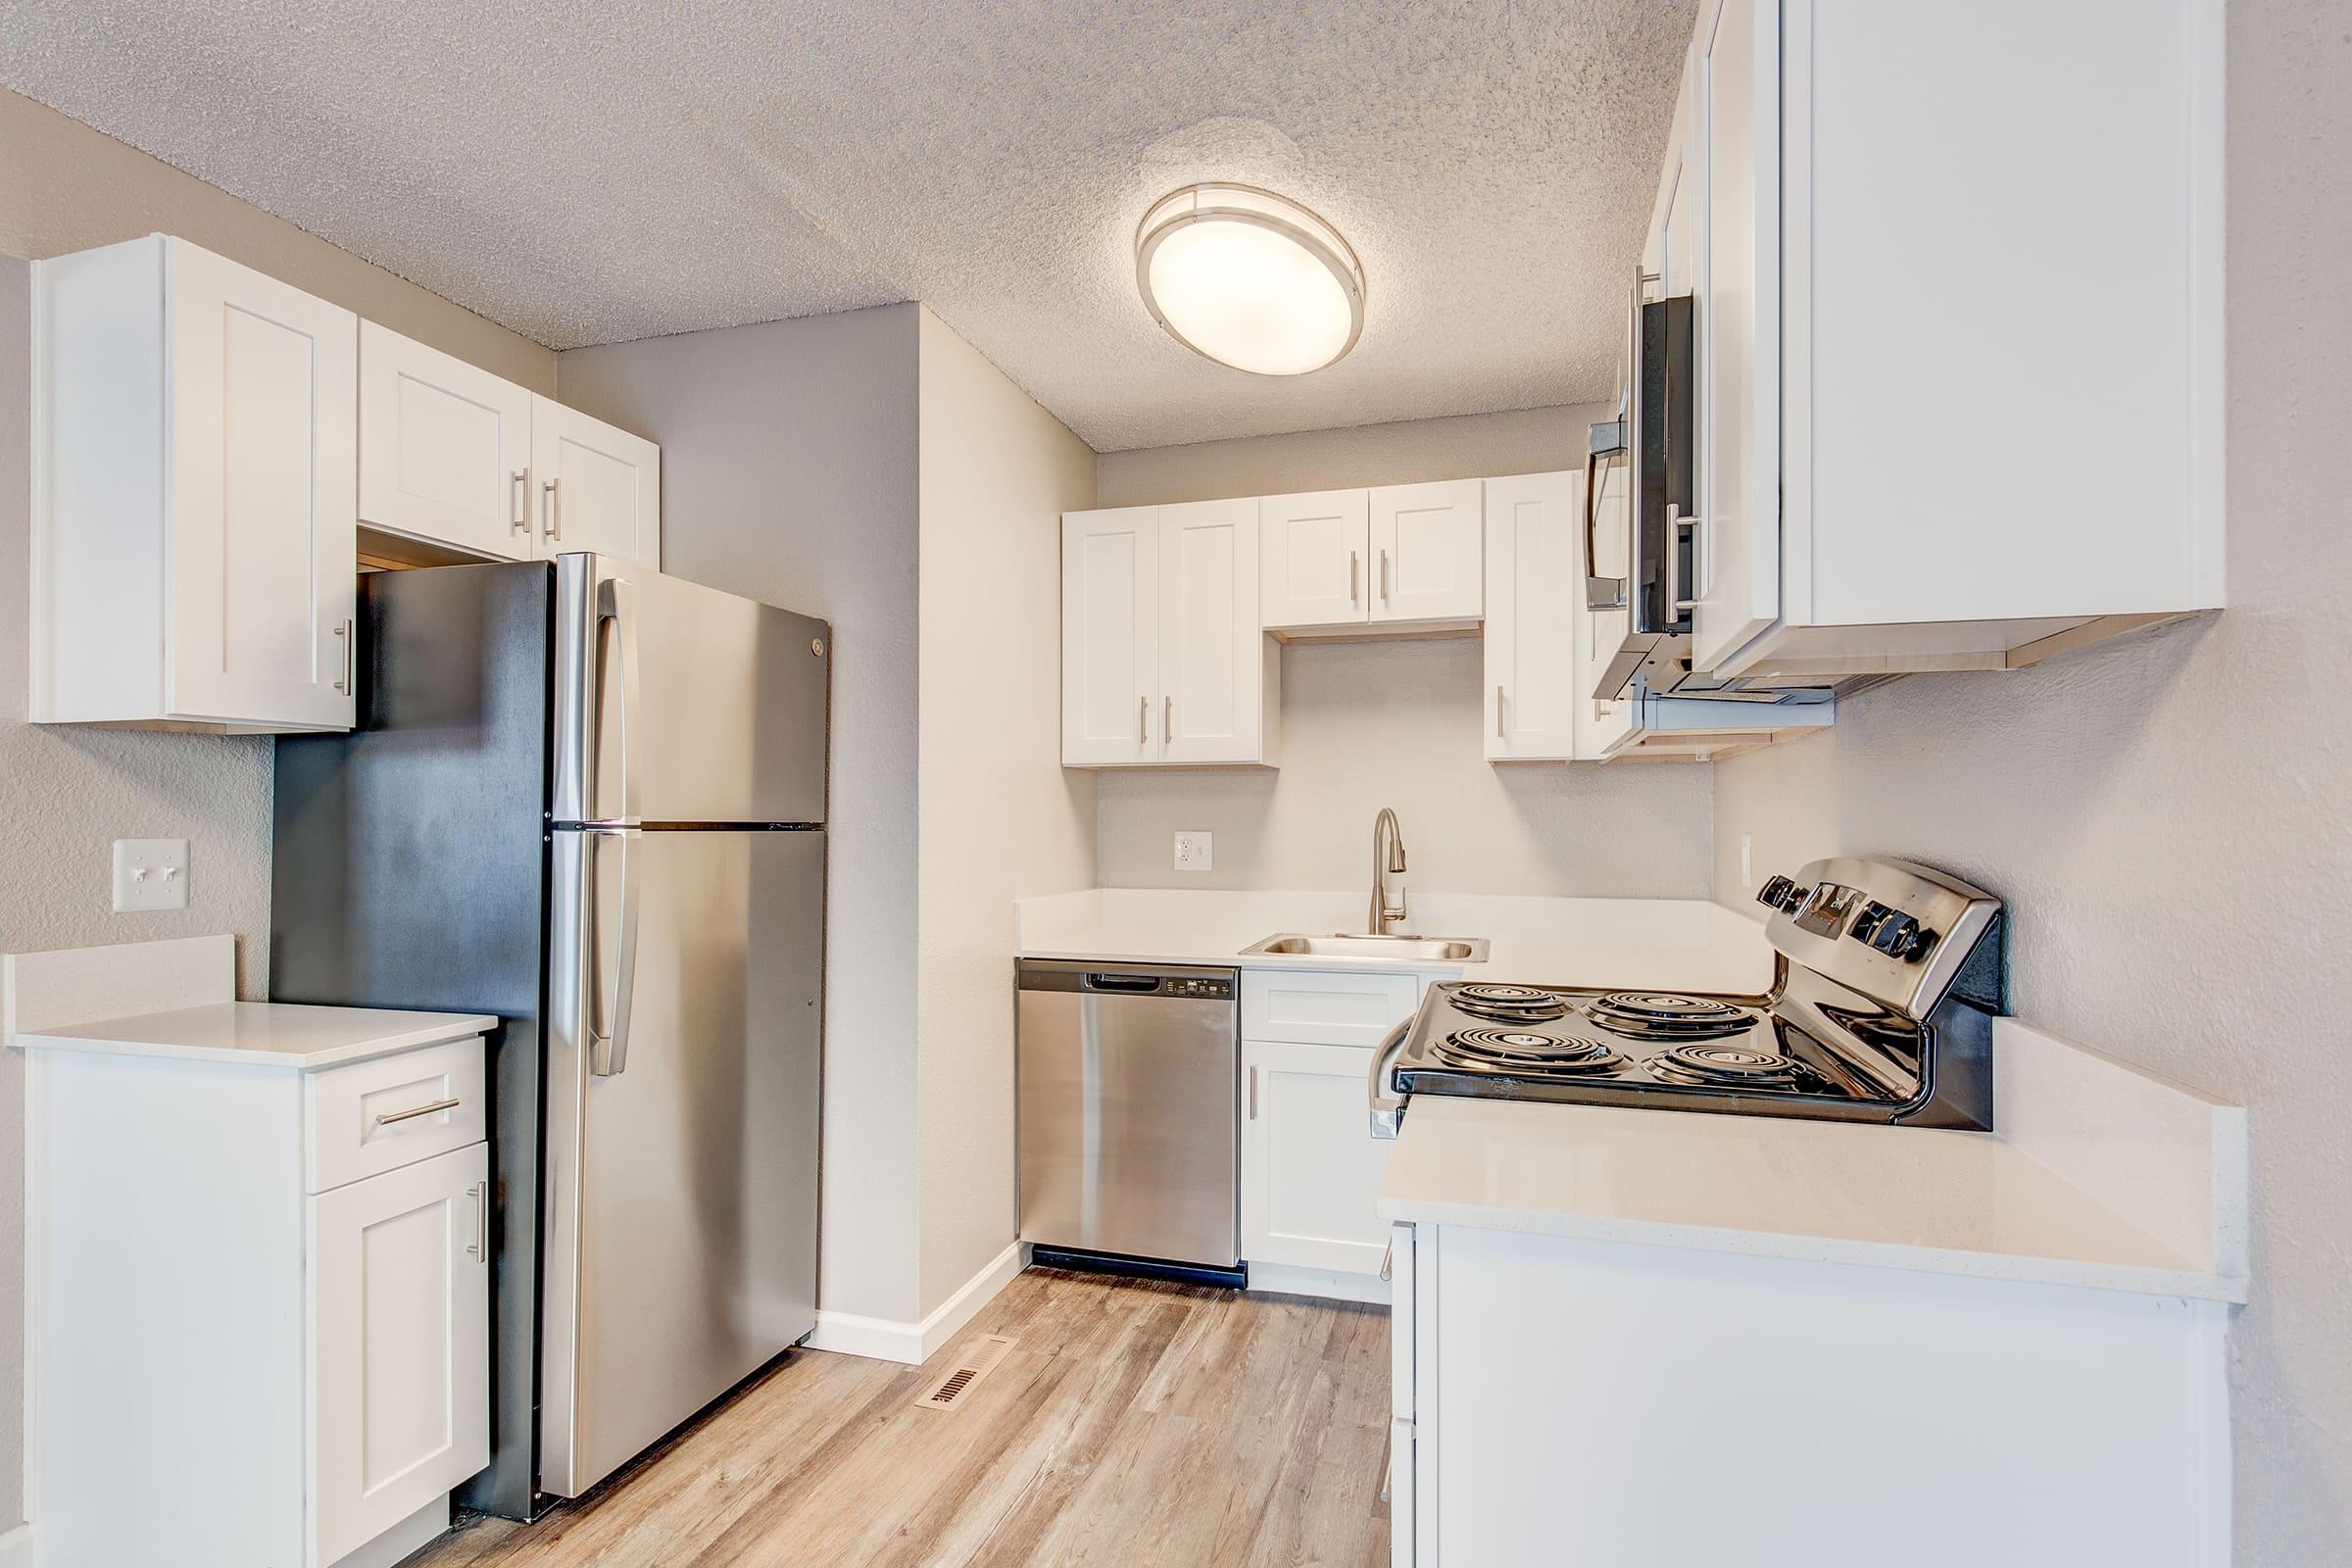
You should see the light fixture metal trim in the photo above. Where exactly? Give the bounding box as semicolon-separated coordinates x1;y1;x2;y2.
1135;182;1367;375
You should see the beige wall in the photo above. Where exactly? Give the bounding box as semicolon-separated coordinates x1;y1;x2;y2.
0;87;552;1537
914;310;1098;1314
1092;403;1715;900
1710;4;2352;1560
556;306;928;1326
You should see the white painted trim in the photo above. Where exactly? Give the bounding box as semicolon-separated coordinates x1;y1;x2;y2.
1248;1262;1392;1306
0;1523;32;1568
806;1243;1026;1366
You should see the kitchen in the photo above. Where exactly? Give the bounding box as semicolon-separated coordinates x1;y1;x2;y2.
0;1;2341;1565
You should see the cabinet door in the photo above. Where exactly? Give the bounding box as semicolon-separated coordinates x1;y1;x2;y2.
1157;498;1263;764
165;241;357;729
530;395;662;566
1259;489;1369;629
1062;508;1160;765
1241;1039;1396;1276
1483;471;1581;761
310;1142;489;1568
1370;480;1483;623
1690;0;1782;672
359;320;533;561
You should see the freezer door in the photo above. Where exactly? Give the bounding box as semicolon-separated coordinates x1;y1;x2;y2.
541;826;824;1498
553;553;830;826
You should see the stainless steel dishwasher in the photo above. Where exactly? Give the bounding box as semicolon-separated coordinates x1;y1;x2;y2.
1016;959;1242;1279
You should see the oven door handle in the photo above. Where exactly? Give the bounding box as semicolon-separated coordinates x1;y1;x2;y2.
1368;1017;1413;1140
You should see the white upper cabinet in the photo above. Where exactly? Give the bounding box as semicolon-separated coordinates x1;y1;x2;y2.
1062;507;1159;766
530;394;662;566
1259;488;1370;630
1370;480;1483;623
1158;499;1268;765
359;325;662;570
1484;471;1583;761
359;320;535;561
1676;0;2225;680
32;234;357;732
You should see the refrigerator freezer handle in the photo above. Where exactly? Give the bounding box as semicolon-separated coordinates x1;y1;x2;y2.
596;574;643;826
588;826;643;1077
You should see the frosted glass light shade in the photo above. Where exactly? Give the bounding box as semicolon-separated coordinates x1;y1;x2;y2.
1135;184;1366;376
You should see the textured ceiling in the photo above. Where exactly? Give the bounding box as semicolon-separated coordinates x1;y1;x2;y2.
0;0;1694;450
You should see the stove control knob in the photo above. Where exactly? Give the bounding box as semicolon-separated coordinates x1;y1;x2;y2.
1850;902;1891;945
1864;911;1936;961
1756;875;1808;913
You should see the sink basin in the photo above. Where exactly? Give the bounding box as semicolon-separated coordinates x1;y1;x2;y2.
1243;932;1491;962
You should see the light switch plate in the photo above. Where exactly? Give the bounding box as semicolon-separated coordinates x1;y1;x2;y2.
1173;831;1213;872
113;838;189;912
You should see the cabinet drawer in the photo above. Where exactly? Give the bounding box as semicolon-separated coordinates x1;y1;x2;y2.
306;1037;487;1194
1244;968;1424;1048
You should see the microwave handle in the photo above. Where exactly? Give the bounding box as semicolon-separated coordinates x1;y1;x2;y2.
1584;442;1628;612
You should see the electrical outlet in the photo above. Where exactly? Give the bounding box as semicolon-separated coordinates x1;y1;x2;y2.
113;838;189;912
1173;831;1213;872
1740;833;1753;888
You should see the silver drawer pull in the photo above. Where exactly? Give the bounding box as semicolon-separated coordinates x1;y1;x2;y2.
376;1096;460;1126
1380;1239;1396;1282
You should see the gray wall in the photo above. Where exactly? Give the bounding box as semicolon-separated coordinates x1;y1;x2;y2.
557;307;928;1327
0;88;553;1537
913;311;1098;1314
1710;3;2352;1559
1093;403;1715;899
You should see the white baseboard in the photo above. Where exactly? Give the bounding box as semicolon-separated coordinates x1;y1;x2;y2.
806;1242;1026;1366
0;1522;34;1568
1248;1261;1392;1306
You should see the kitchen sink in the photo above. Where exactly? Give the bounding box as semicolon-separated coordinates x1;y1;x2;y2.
1243;932;1491;962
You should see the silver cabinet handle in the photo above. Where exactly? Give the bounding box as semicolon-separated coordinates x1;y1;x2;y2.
587;826;642;1077
596;575;642;824
1349;549;1359;604
1139;694;1149;744
466;1181;488;1260
331;618;354;695
1495;684;1505;740
1164;694;1172;742
1249;1064;1258;1120
1380;547;1391;601
544;476;562;542
1380;1238;1396;1282
376;1095;459;1126
511;468;529;533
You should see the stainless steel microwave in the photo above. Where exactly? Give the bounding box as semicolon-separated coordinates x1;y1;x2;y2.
1587;285;1697;701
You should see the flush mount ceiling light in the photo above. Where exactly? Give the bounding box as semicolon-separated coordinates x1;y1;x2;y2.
1135;183;1366;376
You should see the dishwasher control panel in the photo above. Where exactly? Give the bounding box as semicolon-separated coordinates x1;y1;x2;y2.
1159;975;1233;1000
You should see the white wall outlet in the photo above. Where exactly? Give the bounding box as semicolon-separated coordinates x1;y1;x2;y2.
113;838;189;912
1173;830;1213;872
1740;832;1753;888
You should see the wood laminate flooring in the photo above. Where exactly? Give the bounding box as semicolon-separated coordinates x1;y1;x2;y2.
409;1267;1392;1568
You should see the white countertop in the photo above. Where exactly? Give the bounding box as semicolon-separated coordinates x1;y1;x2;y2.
1378;1018;2248;1303
1015;888;1775;992
17;1001;498;1070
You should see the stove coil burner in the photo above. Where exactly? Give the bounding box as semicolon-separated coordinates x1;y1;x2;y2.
1437;1028;1627;1075
1448;984;1571;1024
1644;1043;1806;1088
1585;991;1756;1042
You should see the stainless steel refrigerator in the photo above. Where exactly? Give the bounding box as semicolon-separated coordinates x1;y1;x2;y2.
271;553;828;1518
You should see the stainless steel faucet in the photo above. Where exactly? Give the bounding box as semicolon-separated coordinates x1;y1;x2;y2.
1368;808;1409;934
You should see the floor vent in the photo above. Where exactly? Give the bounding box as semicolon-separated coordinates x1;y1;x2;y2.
913;1335;1017;1411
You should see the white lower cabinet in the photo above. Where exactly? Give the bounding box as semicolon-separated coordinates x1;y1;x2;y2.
311;1143;492;1567
1393;1222;2230;1567
27;1021;492;1568
1242;1039;1396;1280
1240;968;1434;1299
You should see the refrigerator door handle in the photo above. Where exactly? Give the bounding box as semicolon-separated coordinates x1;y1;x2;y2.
588;826;642;1077
596;574;643;826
